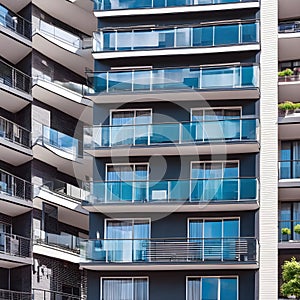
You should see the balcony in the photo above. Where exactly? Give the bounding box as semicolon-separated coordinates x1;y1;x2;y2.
0;60;32;112
0;116;32;165
94;0;259;18
33;122;84;179
279;220;300;249
86;64;259;103
0;169;32;217
83;177;259;213
278;22;300;61
32;16;93;77
35;180;88;230
278;75;300;102
0;289;31;300
33;230;82;263
0;232;32;267
85;118;259;157
80;237;258;270
278;111;300;140
32;0;96;34
33;289;80;300
0;5;31;63
32;74;93;124
93;21;259;59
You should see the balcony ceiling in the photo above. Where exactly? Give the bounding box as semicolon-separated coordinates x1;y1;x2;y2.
279;81;300;102
0;27;31;64
0;0;31;13
279;0;300;20
279;33;300;61
32;0;96;35
0;194;32;217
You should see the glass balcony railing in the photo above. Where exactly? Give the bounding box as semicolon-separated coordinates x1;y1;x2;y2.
0;169;32;201
94;21;259;52
42;179;88;202
83;177;258;205
86;64;259;94
0;116;31;148
0;232;31;258
94;0;258;11
85;118;258;149
33;74;94;96
33;16;92;50
81;237;258;264
0;5;31;39
33;289;80;300
34;230;81;254
279;220;300;242
41;125;81;158
0;289;32;300
279;21;300;33
0;60;31;95
279;160;300;179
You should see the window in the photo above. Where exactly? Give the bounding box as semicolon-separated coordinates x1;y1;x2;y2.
279;202;300;241
106;164;149;202
191;108;241;141
187;277;238;300
101;277;148;300
191;161;239;201
62;284;79;300
109;109;152;145
188;218;239;260
105;219;150;262
280;141;300;179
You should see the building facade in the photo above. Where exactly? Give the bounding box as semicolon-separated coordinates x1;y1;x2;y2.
0;0;286;299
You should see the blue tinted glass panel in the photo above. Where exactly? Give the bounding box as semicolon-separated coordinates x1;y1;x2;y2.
202;278;218;300
215;25;239;45
193;27;213;47
220;278;238;300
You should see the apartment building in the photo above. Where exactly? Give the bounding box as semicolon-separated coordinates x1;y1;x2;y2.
0;0;280;299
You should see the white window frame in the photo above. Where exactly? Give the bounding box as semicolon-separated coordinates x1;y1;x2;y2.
100;276;149;300
109;108;153;126
104;218;151;240
185;276;239;300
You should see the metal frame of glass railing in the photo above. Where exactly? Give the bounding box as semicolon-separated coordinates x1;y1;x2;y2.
279;160;300;179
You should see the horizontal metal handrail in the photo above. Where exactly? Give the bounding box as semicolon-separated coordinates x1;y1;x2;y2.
0;168;32;200
33;289;80;300
94;0;259;11
0;289;32;300
0;4;31;39
0;115;31;148
0;232;31;258
81;237;258;263
83;177;259;204
0;60;32;94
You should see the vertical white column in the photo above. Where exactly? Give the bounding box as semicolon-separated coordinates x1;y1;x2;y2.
259;0;278;298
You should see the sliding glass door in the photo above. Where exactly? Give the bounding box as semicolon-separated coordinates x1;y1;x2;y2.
189;218;239;261
105;219;150;262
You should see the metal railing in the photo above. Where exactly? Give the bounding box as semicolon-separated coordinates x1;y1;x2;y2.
279;160;300;179
94;20;259;52
83;177;258;205
0;169;32;201
84;118;258;149
34;230;81;254
33;16;92;49
278;75;300;82
0;232;31;258
0;116;31;148
94;0;258;11
0;5;31;39
0;60;31;94
42;179;87;202
86;63;259;94
279;220;300;242
279;21;300;33
0;289;32;300
81;237;258;263
33;289;80;300
33;74;93;96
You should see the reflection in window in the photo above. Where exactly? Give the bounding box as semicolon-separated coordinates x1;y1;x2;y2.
187;277;238;300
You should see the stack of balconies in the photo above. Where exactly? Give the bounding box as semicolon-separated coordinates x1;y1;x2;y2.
80;0;262;299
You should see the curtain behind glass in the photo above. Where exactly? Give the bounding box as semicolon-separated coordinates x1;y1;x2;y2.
187;278;201;300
